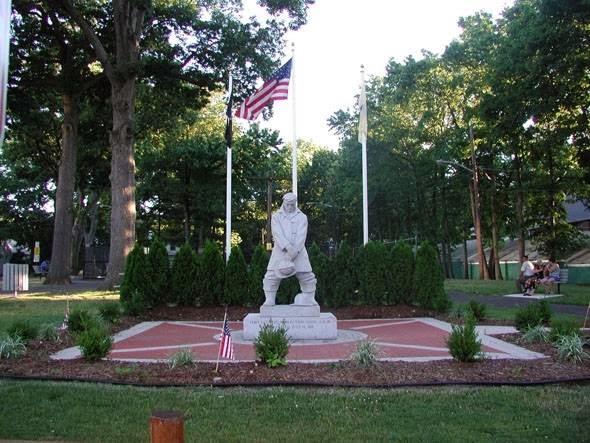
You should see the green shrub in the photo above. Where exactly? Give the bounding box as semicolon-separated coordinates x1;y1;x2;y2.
98;302;122;324
308;242;331;306
76;327;113;363
37;323;60;342
549;318;581;342
356;241;390;305
514;301;552;332
120;243;152;312
254;321;291;368
389;242;415;304
329;240;356;307
248;245;269;306
276;276;300;304
350;340;379;366
0;334;26;359
414;241;450;312
147;237;170;307
170;243;199;306
200;240;225;306
520;325;549;344
122;290;147;316
6;320;38;341
167;349;195;368
447;314;483;362
466;299;487;322
224;245;249;306
67;309;100;334
555;335;589;364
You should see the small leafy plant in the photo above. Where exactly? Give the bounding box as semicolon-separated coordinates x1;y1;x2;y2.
520;325;549;344
76;327;113;362
254;321;291;368
555;335;589;364
447;314;483;362
466;299;486;322
350;339;379;366
514;301;552;332
67;309;101;335
0;334;26;359
6;320;38;341
98;302;122;324
167;349;195;368
37;323;60;342
549;318;580;342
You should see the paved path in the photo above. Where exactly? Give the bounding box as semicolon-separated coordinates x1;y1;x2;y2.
51;318;543;364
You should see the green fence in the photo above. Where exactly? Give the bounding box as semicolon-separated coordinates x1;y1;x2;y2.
450;261;590;284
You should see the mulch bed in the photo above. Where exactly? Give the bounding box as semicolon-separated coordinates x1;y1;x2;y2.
1;306;589;387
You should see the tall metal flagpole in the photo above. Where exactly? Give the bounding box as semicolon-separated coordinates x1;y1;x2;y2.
359;66;369;244
225;74;233;262
291;43;297;196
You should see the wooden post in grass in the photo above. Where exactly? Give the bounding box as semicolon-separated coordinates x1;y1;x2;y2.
150;410;184;443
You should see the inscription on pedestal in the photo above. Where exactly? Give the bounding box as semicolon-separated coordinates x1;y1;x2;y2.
243;313;337;340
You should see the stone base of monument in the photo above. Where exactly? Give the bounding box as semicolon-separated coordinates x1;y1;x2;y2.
243;305;337;340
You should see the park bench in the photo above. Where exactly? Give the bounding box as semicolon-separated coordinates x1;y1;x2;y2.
32;265;48;279
547;268;569;294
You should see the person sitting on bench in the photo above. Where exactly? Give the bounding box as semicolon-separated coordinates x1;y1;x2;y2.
539;257;560;294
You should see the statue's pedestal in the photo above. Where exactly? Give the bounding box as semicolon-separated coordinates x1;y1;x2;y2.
243;305;337;340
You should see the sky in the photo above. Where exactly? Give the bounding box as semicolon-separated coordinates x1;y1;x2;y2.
242;0;514;151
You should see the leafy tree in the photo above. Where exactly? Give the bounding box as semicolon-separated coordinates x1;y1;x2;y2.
414;241;449;312
224;245;249;306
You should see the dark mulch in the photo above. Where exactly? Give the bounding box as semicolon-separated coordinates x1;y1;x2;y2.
1;306;589;387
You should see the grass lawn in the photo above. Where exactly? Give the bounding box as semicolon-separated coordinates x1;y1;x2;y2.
445;279;590;306
0;380;588;442
0;290;118;333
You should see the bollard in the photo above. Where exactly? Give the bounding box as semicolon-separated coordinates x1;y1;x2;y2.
150;410;184;443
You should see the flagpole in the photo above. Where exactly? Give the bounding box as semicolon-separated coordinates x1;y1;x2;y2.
225;74;233;262
215;308;228;373
359;65;369;245
291;43;297;196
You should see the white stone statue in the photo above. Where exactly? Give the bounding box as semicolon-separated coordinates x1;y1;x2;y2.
262;192;318;306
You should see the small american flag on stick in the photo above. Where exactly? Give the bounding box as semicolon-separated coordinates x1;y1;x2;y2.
219;315;235;360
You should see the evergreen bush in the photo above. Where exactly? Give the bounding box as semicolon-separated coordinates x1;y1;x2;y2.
224;245;249;306
6;320;38;341
200;240;225;306
388;241;415;304
356;241;390;305
170;243;199;306
308;242;331;306
76;327;113;362
147;237;170;307
447;314;483;362
254;321;291;367
248;245;269;306
329;240;356;307
414;241;450;312
98;302;122;324
67;309;101;334
276;276;300;304
466;299;487;322
514;301;552;332
120;243;152;313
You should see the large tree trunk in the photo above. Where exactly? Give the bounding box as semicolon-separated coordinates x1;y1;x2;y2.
514;152;526;261
47;94;79;284
103;79;137;288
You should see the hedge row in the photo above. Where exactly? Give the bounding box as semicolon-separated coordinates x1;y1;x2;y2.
120;239;449;313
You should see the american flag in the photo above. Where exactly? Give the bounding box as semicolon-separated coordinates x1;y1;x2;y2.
219;317;235;360
235;59;292;120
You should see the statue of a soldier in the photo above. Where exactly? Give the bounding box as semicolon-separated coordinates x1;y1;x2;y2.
262;192;318;306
